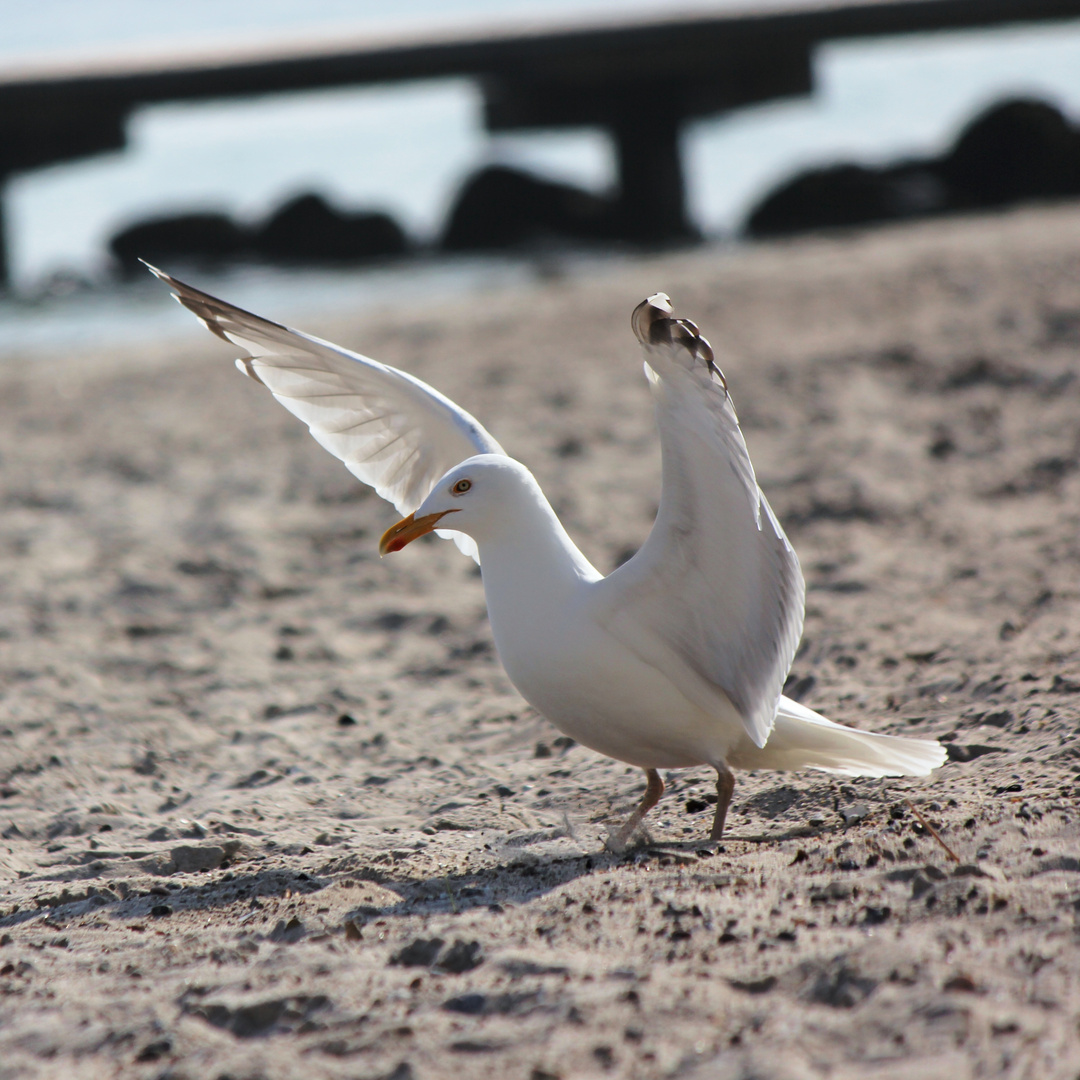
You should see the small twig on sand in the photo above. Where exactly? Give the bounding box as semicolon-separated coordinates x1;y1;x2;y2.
905;798;960;863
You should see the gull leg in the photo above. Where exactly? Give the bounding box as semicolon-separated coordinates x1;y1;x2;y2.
607;768;665;852
710;763;735;840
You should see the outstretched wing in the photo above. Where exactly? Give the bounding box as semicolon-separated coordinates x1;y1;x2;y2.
596;294;804;748
147;264;504;559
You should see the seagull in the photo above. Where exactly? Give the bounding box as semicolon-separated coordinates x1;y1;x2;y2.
148;264;945;848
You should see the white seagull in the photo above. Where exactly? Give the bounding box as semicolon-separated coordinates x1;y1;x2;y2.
149;265;945;848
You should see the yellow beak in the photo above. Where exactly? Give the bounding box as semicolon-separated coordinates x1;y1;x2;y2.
379;509;459;555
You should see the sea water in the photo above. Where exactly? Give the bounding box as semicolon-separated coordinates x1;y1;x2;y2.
3;0;1080;355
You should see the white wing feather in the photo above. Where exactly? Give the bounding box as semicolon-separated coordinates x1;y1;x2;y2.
147;264;504;560
597;298;804;748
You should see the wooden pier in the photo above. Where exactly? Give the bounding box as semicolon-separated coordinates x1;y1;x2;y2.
3;0;1080;284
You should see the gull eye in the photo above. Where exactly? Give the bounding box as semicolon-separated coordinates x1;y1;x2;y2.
451;478;472;495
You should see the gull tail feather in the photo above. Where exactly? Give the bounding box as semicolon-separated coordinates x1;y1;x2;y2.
730;695;947;777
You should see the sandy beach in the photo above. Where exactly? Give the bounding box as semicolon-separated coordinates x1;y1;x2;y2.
2;204;1079;1079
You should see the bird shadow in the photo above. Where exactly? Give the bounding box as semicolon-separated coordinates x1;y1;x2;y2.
2;823;833;936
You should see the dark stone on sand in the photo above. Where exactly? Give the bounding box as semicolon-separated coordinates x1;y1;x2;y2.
942;99;1080;208
135;1039;172;1062
390;937;445;967
747;163;912;236
863;905;891;925
109;193;406;273
910;871;935;899
810;880;852;904
441;165;617;251
435;939;484;974
800;958;878;1008
745;97;1080;238
226;999;287;1037
110;212;249;274
839;802;870;826
269;916;306;943
728;975;777;994
443;992;488;1015
169;843;226;873
188;994;329;1037
1031;855;1080;875
253;193;407;263
945;743;1006;763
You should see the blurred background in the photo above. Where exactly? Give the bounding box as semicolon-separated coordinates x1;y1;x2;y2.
4;0;1080;354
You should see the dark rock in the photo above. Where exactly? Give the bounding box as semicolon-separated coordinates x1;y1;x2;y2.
910;872;935;899
728;975;777;994
1032;855;1080;875
863;905;891;925
839;803;870;826
390;937;445;967
170;844;226;873
441;165;617;252
801;959;878;1008
254;193;407;263
746;163;932;237
229;999;289;1037
110;212;249;275
744;96;1080;239
373;611;412;631
268;917;305;943
132;750;159;776
810;880;852;904
232;768;281;789
435;939;484;974
135;1039;172;1062
945;743;1006;763
498;958;569;978
187;994;329;1037
941;98;1080;208
442;992;488;1015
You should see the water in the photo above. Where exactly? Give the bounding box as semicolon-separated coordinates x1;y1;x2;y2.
4;1;1080;355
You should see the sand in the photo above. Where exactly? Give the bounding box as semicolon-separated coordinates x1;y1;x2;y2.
1;204;1079;1080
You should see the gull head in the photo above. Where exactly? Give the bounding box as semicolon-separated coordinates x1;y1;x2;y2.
379;454;538;555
